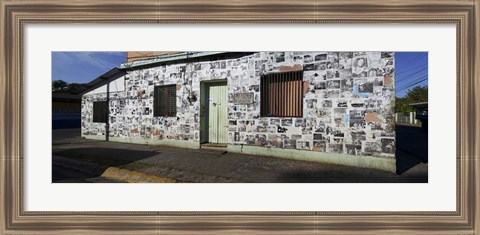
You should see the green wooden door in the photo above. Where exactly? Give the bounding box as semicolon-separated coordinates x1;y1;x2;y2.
208;82;228;144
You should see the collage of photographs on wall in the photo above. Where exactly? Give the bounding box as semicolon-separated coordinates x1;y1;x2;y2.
82;51;396;158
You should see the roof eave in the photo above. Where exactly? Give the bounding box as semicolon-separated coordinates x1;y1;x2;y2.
80;68;127;96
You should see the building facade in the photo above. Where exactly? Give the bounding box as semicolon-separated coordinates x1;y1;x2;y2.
81;52;396;172
52;93;81;129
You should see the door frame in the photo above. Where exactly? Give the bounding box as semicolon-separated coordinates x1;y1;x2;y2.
200;79;228;144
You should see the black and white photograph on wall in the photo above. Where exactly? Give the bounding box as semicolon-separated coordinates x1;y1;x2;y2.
349;114;365;128
345;144;362;155
315;53;327;61
353;57;368;68
314;81;326;90
364;142;381;155
315;62;326;71
291;55;302;63
281;118;293;126
333;137;344;144
303;63;315;71
284;139;297;149
339;69;353;79
331;129;344;138
245;134;255;145
315;122;326;133
326;90;340;98
297;141;310;150
327;80;341;89
257;126;267;132
255;134;267;147
322;100;332;108
270;118;280;126
275;52;285;63
277;126;288;133
306;99;317;109
312;141;326;152
381;138;395;154
336;100;348;108
304;55;314;63
358;80;374;93
351;131;367;145
291;134;302;140
328;143;344;154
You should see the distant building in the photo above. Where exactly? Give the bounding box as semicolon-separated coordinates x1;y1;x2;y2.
81;52;397;172
410;102;428;130
52;93;81;129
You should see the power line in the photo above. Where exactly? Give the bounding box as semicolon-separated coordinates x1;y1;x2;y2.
395;53;427;71
397;82;427;95
397;73;428;89
395;64;428;77
397;76;428;91
397;77;428;93
396;71;428;86
395;54;428;91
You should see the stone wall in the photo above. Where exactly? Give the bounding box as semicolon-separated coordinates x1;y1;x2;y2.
82;51;395;158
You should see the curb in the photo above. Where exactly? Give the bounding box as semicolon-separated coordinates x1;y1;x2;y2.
53;156;177;183
100;167;177;183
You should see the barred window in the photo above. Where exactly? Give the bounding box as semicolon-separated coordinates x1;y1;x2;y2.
260;71;303;117
154;85;177;117
93;101;108;123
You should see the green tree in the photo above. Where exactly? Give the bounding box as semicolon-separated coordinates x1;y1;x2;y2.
406;86;428;103
395;86;428;114
52;80;87;94
65;83;86;94
395;97;413;114
52;80;68;92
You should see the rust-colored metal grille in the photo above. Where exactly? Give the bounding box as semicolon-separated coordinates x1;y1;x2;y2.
260;71;303;117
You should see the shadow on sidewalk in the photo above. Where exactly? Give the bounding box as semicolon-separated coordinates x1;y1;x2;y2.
53;147;160;167
52;159;109;183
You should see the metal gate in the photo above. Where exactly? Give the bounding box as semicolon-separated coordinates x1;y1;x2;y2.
208;82;228;144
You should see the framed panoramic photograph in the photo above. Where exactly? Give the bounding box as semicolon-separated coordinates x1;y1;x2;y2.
1;0;479;234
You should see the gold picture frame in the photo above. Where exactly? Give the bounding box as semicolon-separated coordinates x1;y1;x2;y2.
1;0;479;234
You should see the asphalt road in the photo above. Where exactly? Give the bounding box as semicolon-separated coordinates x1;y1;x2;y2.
52;164;92;183
52;128;428;183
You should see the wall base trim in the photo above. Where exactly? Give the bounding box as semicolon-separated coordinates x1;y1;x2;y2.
227;144;397;173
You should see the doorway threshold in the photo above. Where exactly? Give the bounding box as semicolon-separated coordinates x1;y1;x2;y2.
201;143;227;151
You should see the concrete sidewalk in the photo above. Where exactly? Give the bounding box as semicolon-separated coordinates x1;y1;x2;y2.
52;137;427;183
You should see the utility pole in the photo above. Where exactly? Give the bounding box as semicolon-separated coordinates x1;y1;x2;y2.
106;82;110;141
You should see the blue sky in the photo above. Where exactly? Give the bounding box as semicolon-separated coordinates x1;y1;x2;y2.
52;51;428;97
394;52;428;97
52;52;126;84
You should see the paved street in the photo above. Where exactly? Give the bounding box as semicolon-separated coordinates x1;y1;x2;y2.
53;164;92;183
52;128;427;183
